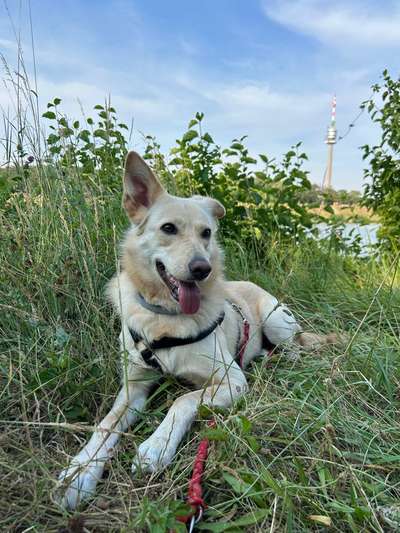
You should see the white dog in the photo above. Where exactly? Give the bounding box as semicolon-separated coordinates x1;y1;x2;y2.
57;151;336;509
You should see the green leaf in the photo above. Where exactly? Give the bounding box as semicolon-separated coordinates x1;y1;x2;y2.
236;415;252;434
188;118;198;128
231;143;243;151
59;117;68;128
169;157;183;166
202;133;214;143
42;111;56;120
93;129;109;141
47;134;60;145
222;472;248;495
259;466;284;497
245;435;260;452
222;149;238;157
78;130;91;143
49;146;61;154
201;427;228;441
182;130;198;143
243;156;257;164
53;97;61;105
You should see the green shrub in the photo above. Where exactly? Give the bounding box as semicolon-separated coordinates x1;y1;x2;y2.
361;70;400;251
42;105;316;246
42;98;129;189
144;112;315;243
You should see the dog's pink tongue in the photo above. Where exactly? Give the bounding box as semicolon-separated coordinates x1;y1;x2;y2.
178;281;201;314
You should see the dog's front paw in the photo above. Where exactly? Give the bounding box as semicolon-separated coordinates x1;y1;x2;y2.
131;438;174;475
55;462;103;510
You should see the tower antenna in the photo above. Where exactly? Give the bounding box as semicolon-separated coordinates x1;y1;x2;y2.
322;95;337;190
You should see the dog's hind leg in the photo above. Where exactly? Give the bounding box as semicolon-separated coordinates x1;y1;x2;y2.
255;293;303;361
131;373;248;474
260;293;346;354
261;297;301;345
56;379;153;510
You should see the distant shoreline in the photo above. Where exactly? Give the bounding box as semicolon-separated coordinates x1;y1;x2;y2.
310;202;379;224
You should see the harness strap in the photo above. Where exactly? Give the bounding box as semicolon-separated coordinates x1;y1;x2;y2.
228;301;251;368
129;312;225;371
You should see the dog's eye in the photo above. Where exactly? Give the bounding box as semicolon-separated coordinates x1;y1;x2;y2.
161;223;178;235
201;228;211;239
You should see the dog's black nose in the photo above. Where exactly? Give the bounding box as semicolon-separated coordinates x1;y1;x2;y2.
189;258;212;281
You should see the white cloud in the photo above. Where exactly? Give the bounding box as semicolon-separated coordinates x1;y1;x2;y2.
34;78;180;121
262;0;400;48
204;82;328;133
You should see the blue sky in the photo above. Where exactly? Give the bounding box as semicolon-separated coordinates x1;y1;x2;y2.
1;0;399;189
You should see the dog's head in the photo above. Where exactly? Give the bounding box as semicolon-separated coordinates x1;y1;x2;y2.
121;151;225;315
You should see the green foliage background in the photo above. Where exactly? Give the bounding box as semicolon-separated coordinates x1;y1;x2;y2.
362;70;400;251
39;104;319;249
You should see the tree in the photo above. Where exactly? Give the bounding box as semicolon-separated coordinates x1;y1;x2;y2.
362;70;400;251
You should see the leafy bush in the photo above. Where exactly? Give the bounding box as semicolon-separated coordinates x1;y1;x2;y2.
361;70;400;251
41;101;381;257
144;112;315;243
43;106;317;246
42;98;129;188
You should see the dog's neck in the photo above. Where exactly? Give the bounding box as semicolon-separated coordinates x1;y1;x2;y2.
107;269;227;343
135;292;181;316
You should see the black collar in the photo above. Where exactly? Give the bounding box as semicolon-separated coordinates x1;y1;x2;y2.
129;312;225;371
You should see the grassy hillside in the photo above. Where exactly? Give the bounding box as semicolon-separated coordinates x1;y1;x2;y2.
1;163;399;532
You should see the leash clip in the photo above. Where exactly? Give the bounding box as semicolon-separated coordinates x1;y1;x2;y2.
188;506;203;533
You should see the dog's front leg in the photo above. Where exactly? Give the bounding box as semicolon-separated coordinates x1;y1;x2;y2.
57;379;152;509
132;374;247;474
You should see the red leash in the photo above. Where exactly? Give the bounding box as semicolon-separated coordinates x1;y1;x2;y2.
176;419;216;531
176;308;250;531
238;318;250;369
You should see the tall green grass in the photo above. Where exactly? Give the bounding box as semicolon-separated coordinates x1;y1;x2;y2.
1;159;399;532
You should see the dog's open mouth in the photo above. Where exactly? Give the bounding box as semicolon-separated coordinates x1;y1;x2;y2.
156;260;201;315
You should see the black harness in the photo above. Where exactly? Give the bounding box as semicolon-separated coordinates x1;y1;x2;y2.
129;312;225;371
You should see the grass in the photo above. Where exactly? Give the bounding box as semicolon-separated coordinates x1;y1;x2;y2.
1;162;400;532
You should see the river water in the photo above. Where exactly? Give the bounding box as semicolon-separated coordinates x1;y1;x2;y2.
316;223;380;255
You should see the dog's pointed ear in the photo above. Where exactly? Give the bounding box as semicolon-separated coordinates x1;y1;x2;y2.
123;151;165;222
192;195;225;219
